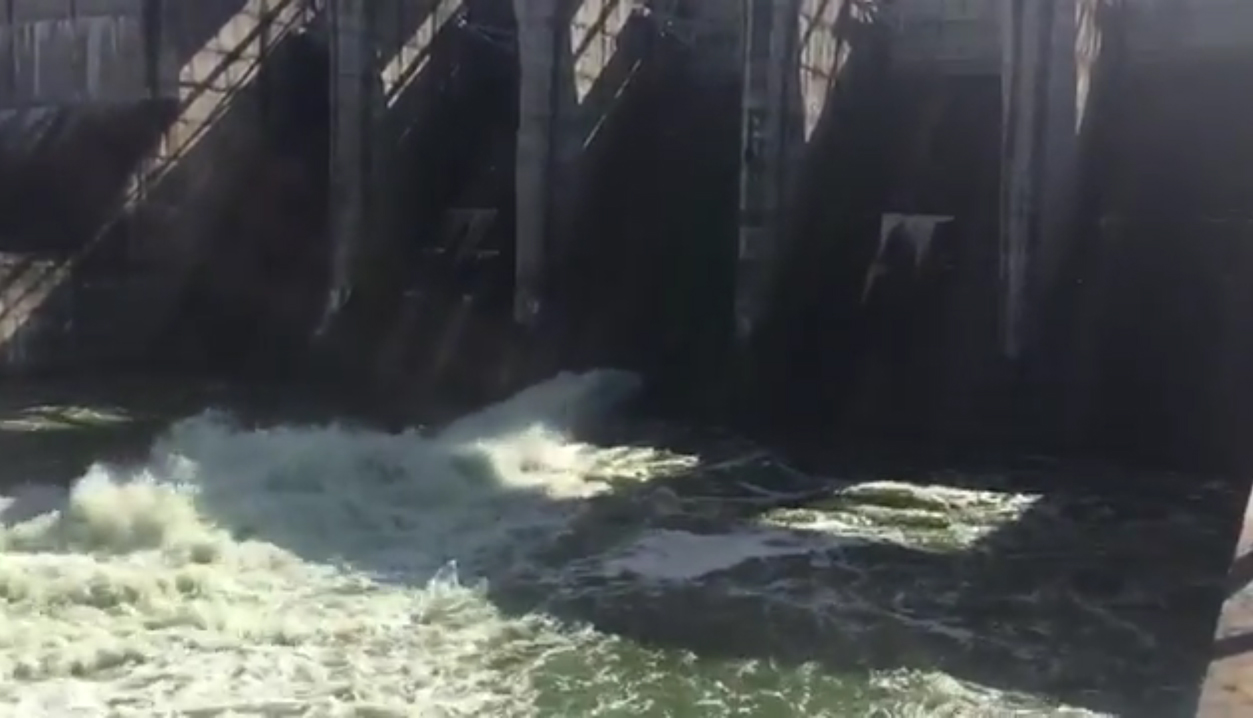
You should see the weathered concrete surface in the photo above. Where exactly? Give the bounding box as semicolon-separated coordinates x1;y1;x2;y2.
888;0;1253;73
0;103;173;369
1039;55;1253;473
891;0;1000;74
510;0;555;327
0;1;333;376
735;0;891;349
513;0;688;330
998;0;1108;359
312;0;525;410
734;0;792;344
0;0;153;110
752;70;1003;441
543;0;742;407
6;0;1253;485
740;3;1253;480
369;0;527;411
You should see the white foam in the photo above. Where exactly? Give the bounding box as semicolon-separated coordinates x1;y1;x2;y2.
0;370;659;717
0;369;1106;717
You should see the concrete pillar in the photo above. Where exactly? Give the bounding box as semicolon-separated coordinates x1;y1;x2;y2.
998;0;1107;359
735;0;878;345
320;0;381;338
512;0;560;327
513;0;631;328
735;0;798;344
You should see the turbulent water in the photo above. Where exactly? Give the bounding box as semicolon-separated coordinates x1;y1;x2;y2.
0;371;1213;717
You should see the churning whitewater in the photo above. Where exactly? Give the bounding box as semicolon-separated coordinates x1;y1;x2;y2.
0;371;1106;717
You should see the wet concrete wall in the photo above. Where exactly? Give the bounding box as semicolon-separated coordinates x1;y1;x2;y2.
740;6;1253;475
0;0;527;413
0;102;171;369
158;31;332;376
361;0;527;412
753;68;1005;444
1040;56;1253;472
367;0;743;415
0;0;333;376
7;1;1253;476
552;6;741;406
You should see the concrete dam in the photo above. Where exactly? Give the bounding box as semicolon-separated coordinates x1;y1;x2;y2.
3;0;1253;714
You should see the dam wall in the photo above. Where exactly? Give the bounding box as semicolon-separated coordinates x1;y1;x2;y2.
3;0;1253;474
737;0;1253;475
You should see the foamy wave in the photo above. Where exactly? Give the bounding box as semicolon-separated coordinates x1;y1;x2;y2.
0;370;677;716
0;370;1106;717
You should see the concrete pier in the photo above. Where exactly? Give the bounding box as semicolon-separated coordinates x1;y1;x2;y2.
734;0;793;344
998;0;1111;360
322;0;379;339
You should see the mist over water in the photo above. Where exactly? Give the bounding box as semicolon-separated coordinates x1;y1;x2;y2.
0;371;1121;716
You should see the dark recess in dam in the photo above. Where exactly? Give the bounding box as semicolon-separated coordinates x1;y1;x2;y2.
551;9;741;408
1010;55;1253;477
161;31;333;377
320;0;524;411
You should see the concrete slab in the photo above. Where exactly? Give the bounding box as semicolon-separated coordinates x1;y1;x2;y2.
1195;484;1253;717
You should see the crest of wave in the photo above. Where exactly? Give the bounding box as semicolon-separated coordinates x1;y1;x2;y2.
0;369;686;717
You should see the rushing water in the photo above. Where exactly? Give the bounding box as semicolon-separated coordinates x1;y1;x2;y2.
0;371;1229;716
